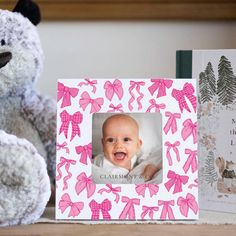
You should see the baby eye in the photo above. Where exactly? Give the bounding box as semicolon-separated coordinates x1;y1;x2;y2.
124;137;131;142
107;138;115;143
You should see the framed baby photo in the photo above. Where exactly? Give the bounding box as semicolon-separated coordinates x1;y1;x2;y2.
56;78;198;220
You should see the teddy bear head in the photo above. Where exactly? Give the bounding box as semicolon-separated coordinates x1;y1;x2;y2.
0;0;43;97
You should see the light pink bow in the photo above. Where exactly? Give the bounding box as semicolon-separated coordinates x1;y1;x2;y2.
172;83;197;113
177;193;198;217
135;184;159;197
163;112;181;135
79;91;104;113
104;79;124;101
75;143;92;165
59;110;83;141
158;200;175;220
148;79;173;98
98;184;121;203
183;149;197;174
141;206;159;220
164;141;180;166
59;193;84;217
89;199;112;220
146;99;166;112
119;196;140;220
75;172;96;198
107;103;124;112
181;119;197;144
165;170;189;194
128;81;145;111
56;141;69;154
56;157;76;190
78;78;97;93
58;82;79;108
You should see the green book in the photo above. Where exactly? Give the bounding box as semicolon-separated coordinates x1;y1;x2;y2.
176;50;192;78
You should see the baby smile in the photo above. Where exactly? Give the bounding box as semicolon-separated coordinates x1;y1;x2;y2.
113;151;127;161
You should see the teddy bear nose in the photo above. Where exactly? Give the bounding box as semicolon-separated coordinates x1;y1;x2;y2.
0;52;12;69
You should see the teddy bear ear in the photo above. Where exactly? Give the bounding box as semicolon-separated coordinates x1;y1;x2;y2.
13;0;41;26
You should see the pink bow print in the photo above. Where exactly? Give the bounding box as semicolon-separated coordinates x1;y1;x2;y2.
89;199;112;220
75;172;96;198
128;81;145;111
135;184;159;197
56;157;76;190
104;79;124;101
59;193;84;217
75;143;92;165
78;78;97;93
158;200;175;220
188;179;198;189
177;193;198;217
141;206;159;220
148;79;173;98
181;119;197;144
183;149;197;174
58;82;79;108
119;196;140;220
146;99;166;112
79;91;104;113
98;184;121;203
172;83;197;113
59;110;83;141
107;103;124;112
164;141;180;166
165;170;189;194
56;142;69;154
163;112;181;135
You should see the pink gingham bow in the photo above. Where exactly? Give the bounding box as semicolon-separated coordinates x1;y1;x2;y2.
135;184;159;197
181;119;197;144
164;141;180;166
183;149;197;174
148;79;173;98
128;81;145;111
104;79;124;101
59;193;84;217
56;142;69;154
107;103;124;112
78;78;97;93
89;199;112;220
163;112;181;135
158;200;175;220
171;83;197;113
165;170;189;194
177;193;198;217
75;143;92;165
59;110;83;141
146;99;166;112
119;196;140;220
75;172;96;198
141;206;159;220
79;91;104;113
98;184;121;203
58;82;79;108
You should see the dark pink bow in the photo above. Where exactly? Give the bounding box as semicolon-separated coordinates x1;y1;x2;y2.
107;103;124;112
59;110;83;141
172;83;197;113
135;184;159;197
79;91;104;113
89;199;112;220
158;200;175;220
56;157;76;190
58;82;79;108
183;149;197;174
165;170;189;194
104;79;124;101
181;119;197;144
119;196;140;220
148;79;173;98
163;112;181;134
146;99;166;112
78;78;97;93
56;141;69;154
98;184;121;203
128;81;145;111
164;141;180;166
59;193;84;217
177;193;198;217
75;172;96;198
75;143;92;165
141;206;159;220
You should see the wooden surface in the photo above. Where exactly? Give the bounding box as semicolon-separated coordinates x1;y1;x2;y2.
0;224;236;236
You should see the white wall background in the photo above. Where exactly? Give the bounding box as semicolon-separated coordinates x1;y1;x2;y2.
37;21;236;98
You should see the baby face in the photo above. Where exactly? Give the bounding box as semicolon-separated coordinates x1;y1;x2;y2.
102;115;142;170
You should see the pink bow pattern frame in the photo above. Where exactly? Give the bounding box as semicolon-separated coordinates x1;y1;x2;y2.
56;78;198;220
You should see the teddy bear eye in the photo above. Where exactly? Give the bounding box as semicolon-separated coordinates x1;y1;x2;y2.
1;39;6;46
